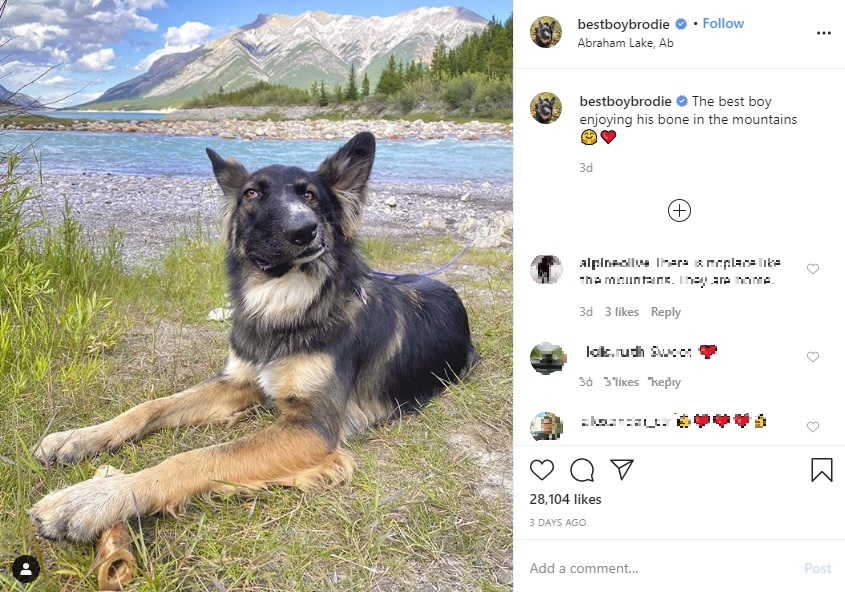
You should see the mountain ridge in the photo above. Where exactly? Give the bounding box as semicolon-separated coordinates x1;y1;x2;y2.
82;6;487;110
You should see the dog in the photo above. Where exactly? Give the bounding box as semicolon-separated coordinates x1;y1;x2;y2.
534;95;556;124
30;132;479;542
533;20;557;47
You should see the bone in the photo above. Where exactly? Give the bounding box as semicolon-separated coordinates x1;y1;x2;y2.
92;465;137;591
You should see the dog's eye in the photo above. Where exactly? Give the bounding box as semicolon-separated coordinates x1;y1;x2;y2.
244;189;259;199
304;190;316;203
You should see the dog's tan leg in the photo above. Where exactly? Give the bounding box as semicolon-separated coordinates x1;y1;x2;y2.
35;355;262;465
30;419;352;542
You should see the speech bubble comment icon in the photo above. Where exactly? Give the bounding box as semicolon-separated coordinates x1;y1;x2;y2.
570;458;595;482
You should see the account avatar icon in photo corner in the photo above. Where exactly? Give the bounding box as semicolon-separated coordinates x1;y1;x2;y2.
531;342;567;375
531;412;563;441
531;92;560;125
530;16;561;48
530;254;562;284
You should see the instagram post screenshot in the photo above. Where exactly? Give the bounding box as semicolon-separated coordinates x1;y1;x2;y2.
515;0;843;590
0;0;513;590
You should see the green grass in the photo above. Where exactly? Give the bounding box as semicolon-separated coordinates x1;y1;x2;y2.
0;169;513;590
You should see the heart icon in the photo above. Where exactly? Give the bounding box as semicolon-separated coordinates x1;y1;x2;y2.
807;264;819;274
714;414;730;428
530;459;554;480
699;345;717;359
734;414;750;428
807;352;819;362
807;422;819;432
693;414;710;428
600;130;616;144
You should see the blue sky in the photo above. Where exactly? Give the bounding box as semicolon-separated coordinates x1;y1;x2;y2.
0;1;512;108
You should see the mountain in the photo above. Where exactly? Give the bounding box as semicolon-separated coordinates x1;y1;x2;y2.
0;84;46;109
83;6;487;110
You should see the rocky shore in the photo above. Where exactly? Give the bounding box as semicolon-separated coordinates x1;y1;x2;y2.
9;106;512;141
23;172;512;267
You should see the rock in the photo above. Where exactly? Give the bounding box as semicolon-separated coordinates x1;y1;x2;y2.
460;192;471;202
481;181;493;188
419;214;447;230
384;197;397;207
461;211;513;247
208;308;233;322
462;180;473;187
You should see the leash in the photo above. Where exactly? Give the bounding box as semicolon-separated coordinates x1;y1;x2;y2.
371;241;473;278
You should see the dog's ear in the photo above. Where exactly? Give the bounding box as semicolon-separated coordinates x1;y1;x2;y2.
317;132;376;238
550;20;557;29
549;96;556;107
206;148;248;196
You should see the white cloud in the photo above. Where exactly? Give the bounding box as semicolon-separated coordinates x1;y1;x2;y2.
78;48;116;71
135;21;215;71
165;21;213;46
8;24;69;52
41;75;74;85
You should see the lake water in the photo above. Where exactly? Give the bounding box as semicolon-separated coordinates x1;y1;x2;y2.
1;131;512;185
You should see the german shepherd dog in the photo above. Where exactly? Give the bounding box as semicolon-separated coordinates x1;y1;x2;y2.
533;20;557;48
534;96;556;124
30;132;479;542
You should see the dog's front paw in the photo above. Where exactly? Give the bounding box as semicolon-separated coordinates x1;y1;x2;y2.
34;425;116;465
30;475;142;542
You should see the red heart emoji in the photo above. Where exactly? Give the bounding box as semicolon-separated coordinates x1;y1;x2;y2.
600;130;616;144
694;414;710;428
734;414;750;428
699;345;717;359
714;414;730;428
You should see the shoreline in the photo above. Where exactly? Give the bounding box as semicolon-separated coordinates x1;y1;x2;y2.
6;109;512;142
23;172;513;267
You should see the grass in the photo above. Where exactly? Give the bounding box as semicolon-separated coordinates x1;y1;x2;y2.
0;167;513;591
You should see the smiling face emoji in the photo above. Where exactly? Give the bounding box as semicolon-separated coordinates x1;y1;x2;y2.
581;129;597;145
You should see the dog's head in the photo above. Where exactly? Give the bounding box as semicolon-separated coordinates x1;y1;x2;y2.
535;96;555;122
534;20;556;46
206;132;375;277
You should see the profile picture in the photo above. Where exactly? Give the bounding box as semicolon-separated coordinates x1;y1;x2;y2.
530;17;561;48
531;254;562;284
530;92;560;125
531;412;563;441
531;342;567;375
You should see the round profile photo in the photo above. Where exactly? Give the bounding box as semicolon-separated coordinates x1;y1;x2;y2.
531;412;563;441
531;342;567;375
531;254;562;284
530;17;561;48
531;92;560;125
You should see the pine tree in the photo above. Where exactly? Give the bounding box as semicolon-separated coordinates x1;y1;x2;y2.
344;64;359;101
333;83;343;104
375;54;403;96
361;72;370;97
318;79;329;106
430;34;448;79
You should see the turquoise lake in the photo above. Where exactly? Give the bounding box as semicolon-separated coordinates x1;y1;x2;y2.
1;131;513;185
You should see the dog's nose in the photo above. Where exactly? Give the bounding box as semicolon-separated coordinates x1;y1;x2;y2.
284;221;318;246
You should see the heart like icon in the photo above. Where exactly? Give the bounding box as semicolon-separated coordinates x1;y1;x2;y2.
807;352;819;362
713;414;730;428
807;422;820;432
693;414;710;428
699;345;717;359
530;459;554;480
807;264;819;274
600;130;616;144
734;414;750;428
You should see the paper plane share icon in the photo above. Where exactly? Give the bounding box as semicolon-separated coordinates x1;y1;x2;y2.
610;459;634;481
